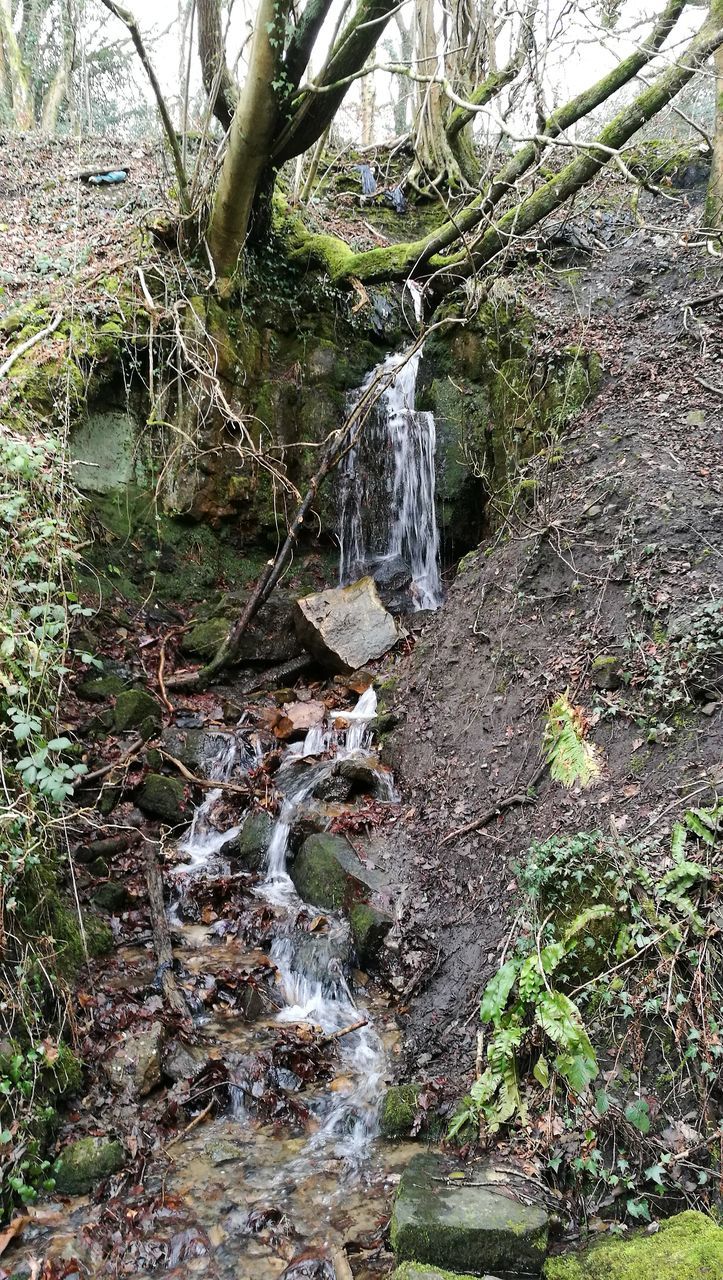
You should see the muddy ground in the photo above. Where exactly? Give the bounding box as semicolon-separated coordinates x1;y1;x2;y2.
382;180;722;1086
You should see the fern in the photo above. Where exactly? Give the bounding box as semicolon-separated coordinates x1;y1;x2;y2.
544;693;601;789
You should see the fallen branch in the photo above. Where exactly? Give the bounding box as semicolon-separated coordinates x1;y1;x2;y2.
440;761;548;845
321;1018;368;1042
78;736;144;786
0;311;64;379
159;749;251;796
144;841;192;1020
166;1098;215;1148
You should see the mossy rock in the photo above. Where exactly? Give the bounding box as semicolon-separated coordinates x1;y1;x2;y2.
54;1135;125;1194
349;901;392;965
381;1084;421;1138
181;617;230;661
221;810;273;871
391;1264;484;1280
291;833;386;912
76;673;128;702
543;1211;723;1280
114;689;161;733
92;881;130;913
391;1152;549;1276
137;773;187;825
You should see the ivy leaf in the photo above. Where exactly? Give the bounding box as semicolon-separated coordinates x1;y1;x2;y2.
480;959;517;1024
626;1197;651;1222
624;1098;651;1134
595;1088;609;1116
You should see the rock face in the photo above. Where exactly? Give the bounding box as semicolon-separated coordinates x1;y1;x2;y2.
294;577;401;673
391;1153;549;1276
543;1210;723;1280
54;1136;125;1194
104;1022;165;1097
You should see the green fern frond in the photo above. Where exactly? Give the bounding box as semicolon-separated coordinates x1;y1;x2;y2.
544;693;601;789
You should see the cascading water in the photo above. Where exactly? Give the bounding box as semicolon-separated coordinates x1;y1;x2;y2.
257;686;389;1162
338;319;442;611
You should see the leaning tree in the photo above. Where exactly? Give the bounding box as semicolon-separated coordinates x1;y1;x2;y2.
99;0;723;287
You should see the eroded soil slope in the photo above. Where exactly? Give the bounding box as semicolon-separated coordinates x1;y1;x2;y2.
386;184;722;1082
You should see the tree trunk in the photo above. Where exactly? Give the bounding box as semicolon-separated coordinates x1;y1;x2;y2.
0;0;33;128
409;0;469;191
360;57;375;145
208;0;289;276
707;0;723;229
198;0;238;129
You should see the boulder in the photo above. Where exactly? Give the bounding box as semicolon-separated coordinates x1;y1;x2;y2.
274;700;327;740
391;1152;549;1276
370;554;414;612
181;597;301;666
221;810;273;871
294;577;402;674
114;689;161;734
77;672;128;702
290;833;386;911
104;1021;165;1097
543;1210;723;1280
137;773;187;825
160;726;228;772
92;881;130;914
349;901;392;965
281;927;354;991
54;1136;124;1194
591;655;622;691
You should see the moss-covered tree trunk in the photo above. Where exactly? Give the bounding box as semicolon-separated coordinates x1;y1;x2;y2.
0;0;33;128
707;0;723;228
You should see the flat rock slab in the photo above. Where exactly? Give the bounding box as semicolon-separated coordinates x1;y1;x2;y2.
294;576;402;673
391;1153;549;1277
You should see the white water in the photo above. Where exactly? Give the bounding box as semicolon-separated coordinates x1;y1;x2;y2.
175;691;391;1166
338;340;442;611
259;687;387;1163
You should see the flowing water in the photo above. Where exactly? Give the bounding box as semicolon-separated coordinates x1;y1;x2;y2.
338;331;442;611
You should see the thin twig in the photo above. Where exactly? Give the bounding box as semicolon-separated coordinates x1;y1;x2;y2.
0;312;64;379
159;749;250;796
78;736;144;786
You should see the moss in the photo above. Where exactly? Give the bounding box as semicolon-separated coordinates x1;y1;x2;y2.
349;901;391;964
391;1265;480;1280
114;689;161;733
76;673;128;702
543;1211;723;1280
137;773;187;825
380;1084;421;1137
53;1136;125;1195
182;617;231;661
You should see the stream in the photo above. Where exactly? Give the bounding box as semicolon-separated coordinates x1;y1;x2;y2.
10;335;440;1278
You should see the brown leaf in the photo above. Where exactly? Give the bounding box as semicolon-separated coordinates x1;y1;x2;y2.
0;1216;29;1258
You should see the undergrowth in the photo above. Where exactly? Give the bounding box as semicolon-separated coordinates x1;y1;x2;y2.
0;357;99;1218
454;797;723;1226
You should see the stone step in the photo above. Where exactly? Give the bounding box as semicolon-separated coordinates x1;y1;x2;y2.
391;1152;549;1278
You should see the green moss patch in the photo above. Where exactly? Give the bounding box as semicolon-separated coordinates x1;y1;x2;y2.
543;1211;723;1280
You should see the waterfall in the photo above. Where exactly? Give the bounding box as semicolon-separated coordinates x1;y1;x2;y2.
338;335;442;612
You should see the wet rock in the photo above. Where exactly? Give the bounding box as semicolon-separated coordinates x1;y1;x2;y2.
221;810;273;871
105;1021;165;1097
162;1038;213;1083
349;901;392;965
285;927;354;989
543;1210;723;1279
294;577;402;674
160;726;224;771
312;771;353;803
275;700;327;740
291;833;386;911
591;654;622;691
54;1136;125;1194
114;688;161;733
380;1083;421;1138
336;756;393;797
391;1152;549;1276
370;554;414;611
137;773;187;825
